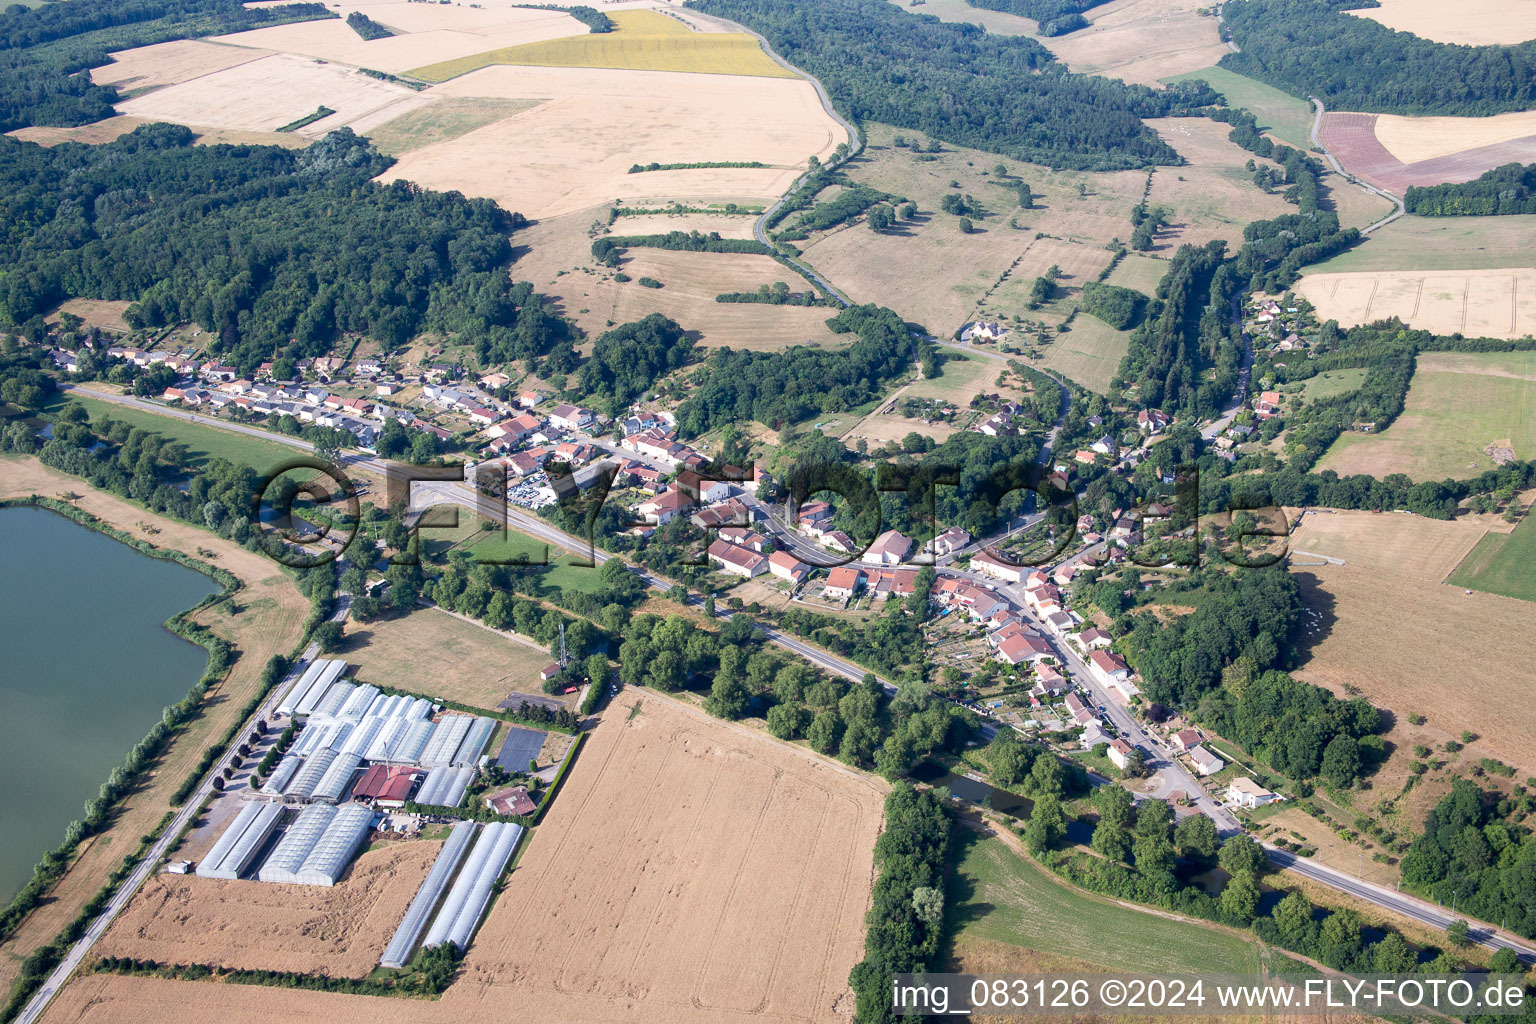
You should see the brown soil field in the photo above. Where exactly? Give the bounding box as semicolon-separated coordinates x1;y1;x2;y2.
1285;506;1502;581
340;605;554;710
212;0;587;74
115;52;432;139
89;38;272;90
43;690;888;1024
1320;111;1536;195
510;212;848;349
1291;565;1536;774
1347;0;1536;45
798;123;1144;331
1296;267;1536;340
0;458;307;993
1144;118;1295;250
380;63;842;219
96;842;439;976
1375;110;1536;164
1033;0;1230;85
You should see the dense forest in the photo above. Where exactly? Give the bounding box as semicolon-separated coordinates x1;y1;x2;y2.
688;0;1219;170
1219;0;1536;116
577;313;695;411
1115;240;1230;417
1404;162;1536;216
0;0;334;132
0;125;574;375
1080;281;1146;329
964;0;1110;35
1400;780;1536;940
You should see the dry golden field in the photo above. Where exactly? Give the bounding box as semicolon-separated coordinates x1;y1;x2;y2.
1285;506;1504;581
1292;565;1536;771
510;211;848;350
410;8;793;82
42;691;888;1024
52;299;135;332
1347;0;1536;45
0;459;308;995
1373;109;1536;164
114;52;431;139
340;605;554;710
1144;118;1296;250
1297;268;1536;340
379;63;841;219
212;0;587;74
1032;0;1230;85
10;116;311;149
608;211;760;238
90;38;272;90
796;124;1143;330
96;843;440;976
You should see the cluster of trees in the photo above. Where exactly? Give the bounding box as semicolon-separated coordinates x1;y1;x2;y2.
344;11;391;39
558;4;614;32
0;0;333;133
964;0;1109;34
715;281;835;306
1130;201;1169;250
0;125;574;376
986;729;1092;803
1405;162;1536;216
777;184;905;240
778;598;931;680
1116;240;1231;418
1080;281;1146;329
673;303;924;436
1264;338;1416;470
627;160;764;173
577;313;695;410
691;0;1220;171
1400;780;1536;940
1219;0;1536;116
847;785;952;1024
591;230;771;266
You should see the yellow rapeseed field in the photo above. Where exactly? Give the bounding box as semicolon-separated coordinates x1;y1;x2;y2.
410;9;794;82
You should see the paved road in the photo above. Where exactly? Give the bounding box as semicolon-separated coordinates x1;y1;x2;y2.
1267;846;1536;964
16;599;351;1024
58;384;1536;969
1308;97;1404;235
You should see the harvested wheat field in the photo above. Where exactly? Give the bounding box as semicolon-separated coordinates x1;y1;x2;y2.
410;8;793;82
43;691;888;1024
0;459;307;996
1348;0;1536;45
96;842;439;977
609;211;760;238
363;96;543;155
1297;268;1536;340
1033;0;1230;85
1285;507;1501;581
1374;110;1536;165
1320;111;1536;195
8;115;149;147
90;38;272;91
1292;565;1536;772
213;0;586;74
115;52;431;139
380;63;840;219
1144;118;1295;249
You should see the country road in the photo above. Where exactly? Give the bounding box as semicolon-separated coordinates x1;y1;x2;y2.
1309;96;1405;234
48;384;1536;977
15;597;352;1024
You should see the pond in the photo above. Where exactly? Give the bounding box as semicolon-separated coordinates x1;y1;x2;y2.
0;506;217;900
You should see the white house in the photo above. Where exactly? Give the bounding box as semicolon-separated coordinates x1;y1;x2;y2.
1227;777;1279;808
1107;738;1135;770
969;549;1026;584
862;529;913;565
824;566;864;600
1087;649;1139;700
928;526;972;557
708;539;767;578
769;550;810;586
637;489;692;525
1187;745;1225;776
548;403;594;431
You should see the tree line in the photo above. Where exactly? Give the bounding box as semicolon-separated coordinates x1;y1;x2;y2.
964;0;1110;35
1219;0;1536;116
0;125;576;376
345;10;391;39
688;0;1220;171
1404;162;1536;216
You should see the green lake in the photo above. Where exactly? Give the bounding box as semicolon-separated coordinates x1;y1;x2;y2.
0;506;216;901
